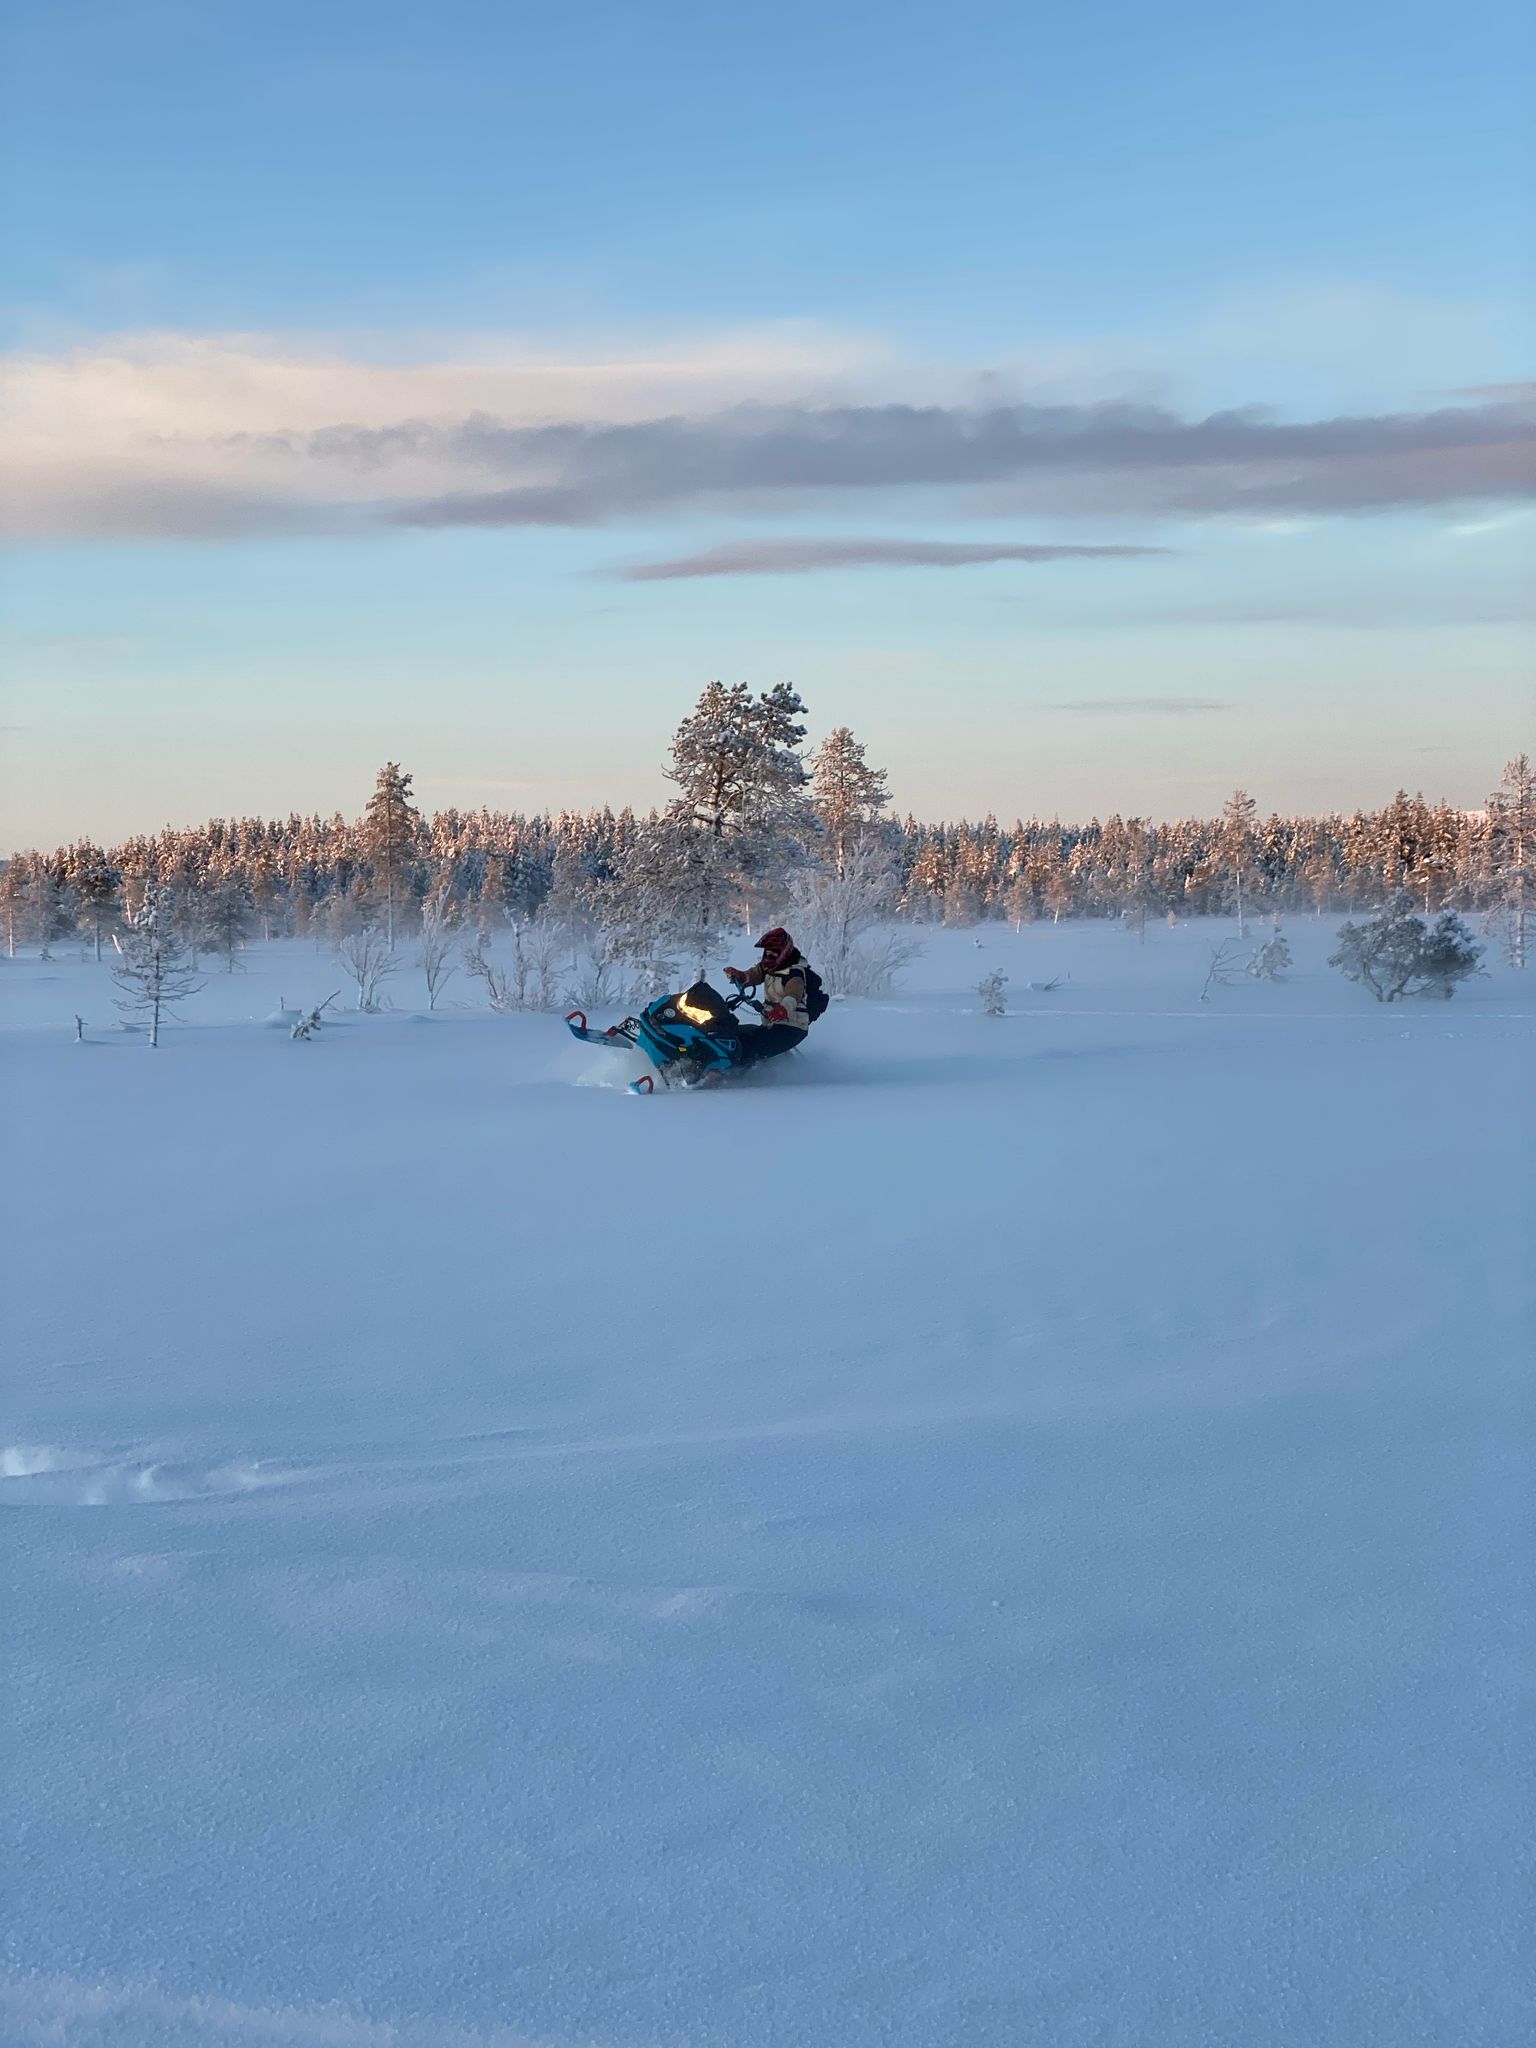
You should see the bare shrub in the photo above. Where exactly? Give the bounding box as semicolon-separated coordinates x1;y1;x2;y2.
417;888;459;1010
1200;938;1246;1001
336;927;397;1011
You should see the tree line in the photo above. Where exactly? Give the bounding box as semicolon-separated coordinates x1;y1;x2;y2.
2;685;1531;988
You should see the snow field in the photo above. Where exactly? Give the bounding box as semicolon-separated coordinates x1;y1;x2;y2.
3;919;1532;2046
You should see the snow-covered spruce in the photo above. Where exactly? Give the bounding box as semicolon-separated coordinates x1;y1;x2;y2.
977;967;1008;1015
109;886;203;1046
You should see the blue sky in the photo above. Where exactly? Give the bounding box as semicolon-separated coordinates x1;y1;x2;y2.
3;0;1531;846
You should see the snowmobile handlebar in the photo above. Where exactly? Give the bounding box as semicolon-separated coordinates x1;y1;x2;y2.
727;990;764;1016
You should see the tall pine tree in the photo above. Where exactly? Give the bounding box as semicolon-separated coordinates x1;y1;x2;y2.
615;681;814;974
362;762;420;950
810;726;890;877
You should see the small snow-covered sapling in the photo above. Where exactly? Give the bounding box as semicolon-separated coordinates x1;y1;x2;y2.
1246;934;1292;982
977;969;1008;1016
292;990;342;1040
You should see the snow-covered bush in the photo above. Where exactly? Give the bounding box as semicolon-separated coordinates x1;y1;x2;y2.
1330;901;1483;1002
789;842;921;998
291;992;340;1040
1247;933;1292;981
977;969;1008;1016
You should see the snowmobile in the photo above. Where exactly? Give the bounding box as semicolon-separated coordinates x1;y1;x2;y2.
566;980;764;1094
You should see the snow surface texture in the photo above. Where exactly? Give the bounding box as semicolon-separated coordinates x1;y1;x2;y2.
4;923;1531;2048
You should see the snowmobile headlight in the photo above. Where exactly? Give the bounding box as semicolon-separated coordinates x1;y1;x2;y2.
676;993;713;1024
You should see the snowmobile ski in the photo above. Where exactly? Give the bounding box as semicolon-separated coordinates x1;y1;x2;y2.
566;1010;639;1051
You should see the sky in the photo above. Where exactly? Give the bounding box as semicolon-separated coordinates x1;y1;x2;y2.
2;0;1532;849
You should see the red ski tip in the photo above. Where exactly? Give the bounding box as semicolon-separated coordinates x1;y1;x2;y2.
566;1009;587;1032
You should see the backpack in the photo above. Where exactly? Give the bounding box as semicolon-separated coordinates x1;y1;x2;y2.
801;963;829;1023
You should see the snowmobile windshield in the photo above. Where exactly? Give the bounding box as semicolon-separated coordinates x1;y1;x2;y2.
670;982;737;1031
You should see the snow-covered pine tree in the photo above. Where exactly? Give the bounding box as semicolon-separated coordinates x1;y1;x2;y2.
1218;789;1258;935
811;726;890;877
201;874;257;971
542;835;630;1000
1300;848;1337;917
899;831;947;922
248;847;284;940
615;682;814;978
324;875;377;948
68;844;123;961
0;860;26;957
976;969;1008;1016
1330;900;1483;1001
362;762;420;950
1484;752;1533;968
161;842;208;968
665;681;811;845
1374;789;1435;903
1043;859;1072;925
1004;865;1035;930
545;834;601;951
612;812;727;985
1116;817;1155;940
111;886;204;1045
6;865;76;958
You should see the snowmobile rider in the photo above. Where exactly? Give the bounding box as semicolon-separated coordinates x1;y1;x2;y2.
725;928;814;1067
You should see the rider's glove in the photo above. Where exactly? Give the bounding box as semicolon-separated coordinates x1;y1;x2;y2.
765;1002;789;1023
724;966;747;985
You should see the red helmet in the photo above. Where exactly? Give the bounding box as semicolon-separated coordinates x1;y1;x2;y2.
755;927;796;971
